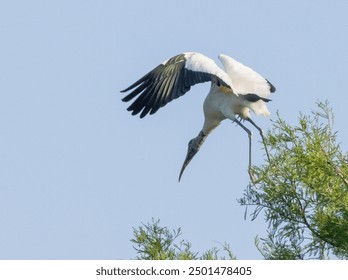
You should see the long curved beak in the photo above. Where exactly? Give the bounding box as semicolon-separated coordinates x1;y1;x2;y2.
178;131;206;182
178;143;199;182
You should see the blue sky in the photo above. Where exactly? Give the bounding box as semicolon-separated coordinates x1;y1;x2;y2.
1;0;348;259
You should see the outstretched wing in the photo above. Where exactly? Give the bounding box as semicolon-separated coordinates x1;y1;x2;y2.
121;52;234;118
218;54;276;98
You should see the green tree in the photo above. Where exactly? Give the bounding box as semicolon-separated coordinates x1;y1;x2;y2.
131;218;236;260
240;101;348;259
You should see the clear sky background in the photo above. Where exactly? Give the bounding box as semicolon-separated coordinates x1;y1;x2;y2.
1;0;348;259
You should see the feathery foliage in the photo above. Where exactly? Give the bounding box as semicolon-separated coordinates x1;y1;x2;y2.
240;101;348;259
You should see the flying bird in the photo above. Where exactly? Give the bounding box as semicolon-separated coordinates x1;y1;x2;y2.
121;52;276;182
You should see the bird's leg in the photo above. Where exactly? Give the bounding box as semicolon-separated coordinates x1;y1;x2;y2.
246;118;270;162
233;118;255;183
178;130;207;182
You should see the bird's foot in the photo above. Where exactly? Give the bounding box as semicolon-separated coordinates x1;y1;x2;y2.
248;168;257;185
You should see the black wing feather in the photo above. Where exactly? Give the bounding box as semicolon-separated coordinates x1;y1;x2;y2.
121;53;230;118
266;79;276;93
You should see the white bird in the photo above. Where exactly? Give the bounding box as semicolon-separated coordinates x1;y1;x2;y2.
121;52;276;182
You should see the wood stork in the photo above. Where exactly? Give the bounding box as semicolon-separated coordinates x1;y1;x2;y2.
121;52;276;182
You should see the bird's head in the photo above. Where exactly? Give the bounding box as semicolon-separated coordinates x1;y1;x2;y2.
178;131;206;182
